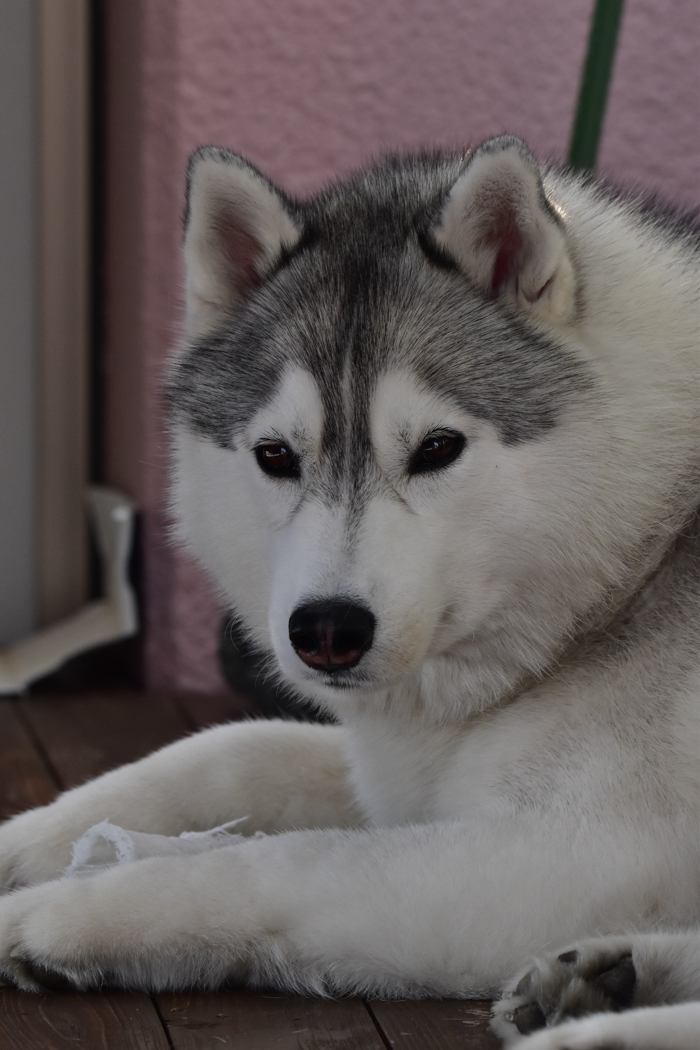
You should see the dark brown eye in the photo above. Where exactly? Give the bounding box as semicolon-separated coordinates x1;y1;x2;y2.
409;432;465;475
255;442;300;478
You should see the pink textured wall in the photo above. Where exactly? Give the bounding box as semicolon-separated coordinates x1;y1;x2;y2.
102;0;700;692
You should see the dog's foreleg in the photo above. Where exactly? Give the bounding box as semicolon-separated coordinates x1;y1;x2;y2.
0;720;362;891
0;816;693;997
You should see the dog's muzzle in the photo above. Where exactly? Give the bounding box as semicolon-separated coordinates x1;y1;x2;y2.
288;600;375;673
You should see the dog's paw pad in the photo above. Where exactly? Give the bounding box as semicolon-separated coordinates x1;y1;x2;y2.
591;953;635;1009
513;1001;547;1035
493;939;637;1040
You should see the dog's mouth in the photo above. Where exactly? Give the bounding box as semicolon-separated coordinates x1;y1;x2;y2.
297;660;380;689
284;658;389;695
316;670;377;689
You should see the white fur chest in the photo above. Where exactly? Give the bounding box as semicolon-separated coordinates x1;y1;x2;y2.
341;705;541;826
339;665;700;829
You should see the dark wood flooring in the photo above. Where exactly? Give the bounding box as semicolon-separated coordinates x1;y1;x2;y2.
0;691;498;1049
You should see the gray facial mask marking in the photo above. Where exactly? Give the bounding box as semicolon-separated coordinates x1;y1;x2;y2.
169;156;595;476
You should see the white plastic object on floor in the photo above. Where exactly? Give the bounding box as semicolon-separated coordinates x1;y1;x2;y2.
65;817;263;877
0;486;138;695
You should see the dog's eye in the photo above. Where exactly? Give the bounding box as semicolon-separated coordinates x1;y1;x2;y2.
255;442;301;479
409;432;465;475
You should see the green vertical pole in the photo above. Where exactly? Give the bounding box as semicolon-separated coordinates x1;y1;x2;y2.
568;0;625;171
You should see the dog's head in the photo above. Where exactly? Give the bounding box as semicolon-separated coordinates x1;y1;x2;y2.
169;139;697;718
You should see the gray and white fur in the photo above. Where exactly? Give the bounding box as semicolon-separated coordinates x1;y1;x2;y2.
0;137;698;1049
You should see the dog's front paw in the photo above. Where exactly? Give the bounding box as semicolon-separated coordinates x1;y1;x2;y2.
492;936;637;1042
0;881;101;992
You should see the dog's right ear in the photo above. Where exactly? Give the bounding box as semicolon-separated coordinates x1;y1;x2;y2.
184;148;301;340
432;137;575;324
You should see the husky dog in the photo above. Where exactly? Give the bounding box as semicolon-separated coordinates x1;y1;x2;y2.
0;137;698;1048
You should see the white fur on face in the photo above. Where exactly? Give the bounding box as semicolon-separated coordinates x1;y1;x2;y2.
174;338;696;717
175;364;583;708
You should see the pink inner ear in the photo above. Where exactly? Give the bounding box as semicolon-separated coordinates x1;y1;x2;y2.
491;227;523;296
480;201;524;297
216;212;264;298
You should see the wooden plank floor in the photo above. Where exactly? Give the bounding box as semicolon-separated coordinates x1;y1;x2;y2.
0;692;499;1049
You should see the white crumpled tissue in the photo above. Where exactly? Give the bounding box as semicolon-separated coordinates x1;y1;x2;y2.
65;817;264;877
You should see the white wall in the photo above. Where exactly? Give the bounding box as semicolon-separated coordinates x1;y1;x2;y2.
0;0;37;645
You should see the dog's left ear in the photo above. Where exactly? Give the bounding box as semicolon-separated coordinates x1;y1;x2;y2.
433;137;575;323
184;147;302;340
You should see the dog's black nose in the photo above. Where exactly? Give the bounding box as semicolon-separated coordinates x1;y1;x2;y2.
288;601;375;673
